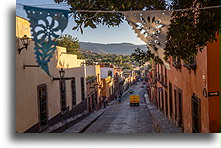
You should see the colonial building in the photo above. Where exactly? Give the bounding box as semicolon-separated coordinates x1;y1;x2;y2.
150;34;220;133
122;70;136;91
16;16;88;133
85;65;101;112
100;65;115;102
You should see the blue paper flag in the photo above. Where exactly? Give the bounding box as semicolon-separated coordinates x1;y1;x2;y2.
24;6;69;76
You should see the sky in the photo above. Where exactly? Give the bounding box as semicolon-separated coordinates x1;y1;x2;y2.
16;0;146;45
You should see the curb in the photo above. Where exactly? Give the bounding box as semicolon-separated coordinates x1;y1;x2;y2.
79;110;107;133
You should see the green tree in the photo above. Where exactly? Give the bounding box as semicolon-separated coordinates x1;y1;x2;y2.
54;0;219;64
131;48;163;66
165;0;220;61
56;34;85;59
54;0;166;33
120;63;133;70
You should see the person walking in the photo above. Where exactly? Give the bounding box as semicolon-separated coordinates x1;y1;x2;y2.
118;96;122;103
102;96;106;109
105;96;108;107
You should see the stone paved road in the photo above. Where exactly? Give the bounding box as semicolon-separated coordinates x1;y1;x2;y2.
83;82;156;133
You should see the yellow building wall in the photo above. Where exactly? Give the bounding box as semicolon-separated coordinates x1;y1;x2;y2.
16;16;31;38
16;40;60;132
16;40;87;132
56;46;85;69
100;76;114;98
16;16;87;133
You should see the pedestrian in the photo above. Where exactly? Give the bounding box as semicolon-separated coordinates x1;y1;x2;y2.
102;96;106;109
118;96;122;103
105;96;108;106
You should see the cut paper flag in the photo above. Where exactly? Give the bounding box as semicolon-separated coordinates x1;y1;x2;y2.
123;10;172;69
24;6;69;76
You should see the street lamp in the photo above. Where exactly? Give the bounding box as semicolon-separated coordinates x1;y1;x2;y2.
59;68;65;78
18;35;30;54
52;68;66;81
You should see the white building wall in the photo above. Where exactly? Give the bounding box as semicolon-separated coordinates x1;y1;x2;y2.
86;65;96;77
100;67;114;79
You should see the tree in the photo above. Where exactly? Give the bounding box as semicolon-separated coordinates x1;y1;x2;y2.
164;0;220;61
131;48;163;66
55;0;219;63
54;0;166;33
56;34;85;59
119;63;133;70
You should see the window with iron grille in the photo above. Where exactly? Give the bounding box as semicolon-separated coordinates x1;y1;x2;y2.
165;90;168;116
60;80;67;112
158;90;161;109
178;89;183;129
174;88;177;120
71;78;76;108
169;83;173;118
94;90;98;104
165;67;167;84
192;94;201;133
189;56;196;64
81;77;85;101
161;89;164;111
37;84;48;129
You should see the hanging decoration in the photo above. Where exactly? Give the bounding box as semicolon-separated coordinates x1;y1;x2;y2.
24;6;69;76
123;10;172;69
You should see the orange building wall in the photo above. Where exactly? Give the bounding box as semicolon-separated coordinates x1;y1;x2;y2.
157;48;209;133
155;35;220;133
207;34;220;133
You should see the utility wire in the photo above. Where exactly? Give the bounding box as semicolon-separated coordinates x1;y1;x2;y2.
16;3;221;13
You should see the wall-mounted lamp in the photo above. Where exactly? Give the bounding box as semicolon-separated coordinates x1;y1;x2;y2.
59;68;65;79
52;68;73;81
18;35;31;54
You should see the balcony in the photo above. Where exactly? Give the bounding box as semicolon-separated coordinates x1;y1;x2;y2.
172;57;182;70
173;61;182;69
159;75;168;88
150;82;157;88
183;56;197;71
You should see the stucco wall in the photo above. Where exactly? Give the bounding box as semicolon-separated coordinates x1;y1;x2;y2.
16;16;31;38
57;46;85;69
86;65;96;77
207;34;220;133
100;67;114;79
16;39;86;132
156;36;220;133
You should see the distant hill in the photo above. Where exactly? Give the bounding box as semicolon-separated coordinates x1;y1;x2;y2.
79;42;147;55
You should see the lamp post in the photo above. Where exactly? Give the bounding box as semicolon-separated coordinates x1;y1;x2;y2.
59;68;65;79
53;68;66;81
18;35;30;54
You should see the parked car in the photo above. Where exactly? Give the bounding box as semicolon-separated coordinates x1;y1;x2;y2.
129;90;134;94
140;85;144;88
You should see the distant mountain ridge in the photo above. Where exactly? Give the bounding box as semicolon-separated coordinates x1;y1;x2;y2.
79;42;147;55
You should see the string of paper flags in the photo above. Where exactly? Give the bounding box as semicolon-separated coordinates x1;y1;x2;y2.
17;3;221;75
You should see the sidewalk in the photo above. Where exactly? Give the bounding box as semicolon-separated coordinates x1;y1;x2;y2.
63;108;107;133
145;96;182;133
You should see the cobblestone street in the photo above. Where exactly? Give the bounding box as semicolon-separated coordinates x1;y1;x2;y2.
63;82;155;133
84;83;155;133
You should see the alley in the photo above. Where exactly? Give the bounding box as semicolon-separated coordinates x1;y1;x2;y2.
83;82;155;133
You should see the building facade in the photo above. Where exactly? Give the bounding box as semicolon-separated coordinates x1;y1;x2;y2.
85;65;102;112
150;35;220;133
16;16;88;133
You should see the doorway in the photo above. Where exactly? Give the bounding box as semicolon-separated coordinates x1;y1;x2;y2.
37;84;48;131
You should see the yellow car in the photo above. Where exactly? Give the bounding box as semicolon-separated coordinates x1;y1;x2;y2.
129;95;140;106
